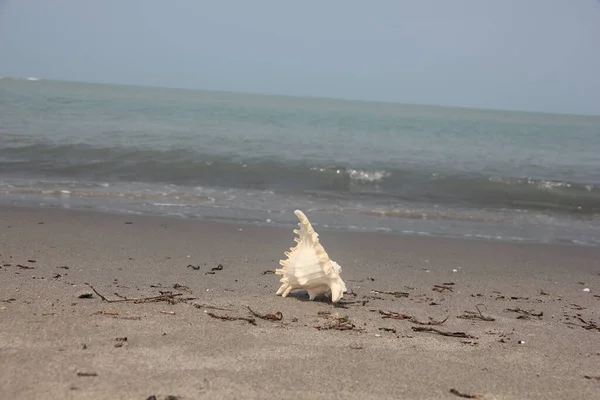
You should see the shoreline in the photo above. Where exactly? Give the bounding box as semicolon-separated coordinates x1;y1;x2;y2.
1;205;599;399
2;202;599;250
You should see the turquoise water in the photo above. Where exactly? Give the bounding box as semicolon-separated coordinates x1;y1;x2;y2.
1;78;599;245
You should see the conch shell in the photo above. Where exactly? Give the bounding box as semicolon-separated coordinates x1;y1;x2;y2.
275;210;346;302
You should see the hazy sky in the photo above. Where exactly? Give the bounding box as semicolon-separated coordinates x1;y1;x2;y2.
1;0;599;115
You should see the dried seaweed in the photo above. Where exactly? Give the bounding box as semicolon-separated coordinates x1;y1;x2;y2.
314;314;360;331
457;305;495;321
85;283;192;304
412;326;475;338
205;264;224;275
575;317;600;332
433;284;454;293
449;388;483;398
76;371;98;377
379;310;448;325
207;312;256;325
371;289;409;298
246;306;283;321
506;307;543;319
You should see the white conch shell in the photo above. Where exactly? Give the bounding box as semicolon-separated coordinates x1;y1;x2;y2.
275;210;347;302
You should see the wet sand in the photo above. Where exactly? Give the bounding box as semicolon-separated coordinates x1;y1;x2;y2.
0;205;599;399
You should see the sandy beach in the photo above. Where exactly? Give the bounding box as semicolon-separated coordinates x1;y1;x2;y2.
0;205;599;399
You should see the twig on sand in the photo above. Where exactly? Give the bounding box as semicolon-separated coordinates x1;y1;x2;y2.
379;310;448;325
246;306;283;321
457;304;495;321
584;375;600;381
85;283;186;304
261;270;276;275
433;283;454;293
505;307;543;319
371;289;409;298
206;312;256;325
575;317;600;332
449;388;483;398
412;326;476;338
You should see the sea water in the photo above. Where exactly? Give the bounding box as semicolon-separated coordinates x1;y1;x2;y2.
1;78;599;246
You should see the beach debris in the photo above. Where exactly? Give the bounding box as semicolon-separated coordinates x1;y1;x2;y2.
206;312;256;325
505;307;543;319
16;264;34;270
457;304;495;321
379;310;448;325
572;317;600;332
433;283;454;293
378;327;396;333
76;371;98;377
191;303;232;311
77;293;94;299
583;288;591;292
85;283;190;304
584;375;600;381
275;210;346;303
313;313;359;331
172;283;190;292
539;289;549;296
146;395;182;400
27;259;37;263
449;388;483;398
371;289;409;298
205;264;224;275
187;264;200;270
261;270;276;275
246;306;283;321
411;326;476;339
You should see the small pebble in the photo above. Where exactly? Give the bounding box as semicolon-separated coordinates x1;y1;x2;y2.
583;288;591;292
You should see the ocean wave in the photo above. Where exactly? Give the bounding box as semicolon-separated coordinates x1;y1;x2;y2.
1;142;599;216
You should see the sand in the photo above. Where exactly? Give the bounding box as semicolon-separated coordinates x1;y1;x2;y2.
0;205;599;400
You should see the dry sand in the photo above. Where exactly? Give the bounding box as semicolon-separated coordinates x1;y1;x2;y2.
0;205;599;400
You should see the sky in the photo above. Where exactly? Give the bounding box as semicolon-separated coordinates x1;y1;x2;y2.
1;0;599;115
